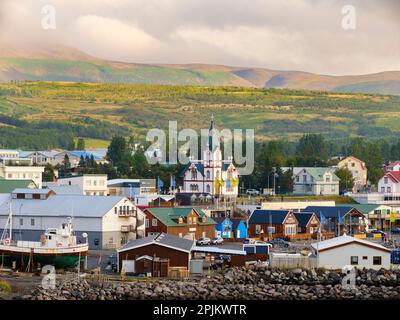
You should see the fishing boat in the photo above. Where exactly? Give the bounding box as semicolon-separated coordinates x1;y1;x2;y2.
0;198;89;270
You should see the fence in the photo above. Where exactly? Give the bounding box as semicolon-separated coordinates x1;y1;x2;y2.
269;254;317;269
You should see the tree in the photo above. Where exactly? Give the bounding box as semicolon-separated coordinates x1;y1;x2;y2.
335;167;355;194
296;134;328;165
43;163;55;182
77;138;85;150
59;154;72;178
106;136;134;176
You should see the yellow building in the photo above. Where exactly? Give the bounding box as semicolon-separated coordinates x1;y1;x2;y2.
337;156;368;193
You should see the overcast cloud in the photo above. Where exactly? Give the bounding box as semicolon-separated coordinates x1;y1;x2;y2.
0;0;399;75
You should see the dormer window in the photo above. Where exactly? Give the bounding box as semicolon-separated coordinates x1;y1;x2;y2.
202;217;207;223
178;217;183;224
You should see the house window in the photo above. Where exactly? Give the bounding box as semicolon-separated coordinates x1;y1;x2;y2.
94;239;99;246
31;219;35;226
19;218;23;226
206;171;210;179
178;233;183;238
303;175;307;183
145;219;149;228
152;219;158;227
179;217;183;224
206;185;210;193
384;177;388;184
351;163;355;167
255;224;261;235
188;217;192;224
388;187;392;193
193;217;197;224
326;176;330;182
296;176;299;182
381;187;385;193
362;256;368;260
285;224;296;235
350;256;358;265
191;171;197;180
373;256;382;265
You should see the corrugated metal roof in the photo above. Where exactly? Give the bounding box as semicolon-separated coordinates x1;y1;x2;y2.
46;185;83;195
118;233;194;253
192;246;246;255
295;167;339;182
0;194;126;218
146;207;216;227
336;204;379;216
13;188;51;195
294;212;316;227
311;235;392;252
302;206;354;218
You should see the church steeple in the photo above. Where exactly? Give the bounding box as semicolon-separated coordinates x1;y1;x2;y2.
207;114;220;151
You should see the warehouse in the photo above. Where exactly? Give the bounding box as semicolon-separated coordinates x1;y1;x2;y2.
0;188;145;249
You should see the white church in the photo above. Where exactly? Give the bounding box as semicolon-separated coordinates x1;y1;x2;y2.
181;116;239;198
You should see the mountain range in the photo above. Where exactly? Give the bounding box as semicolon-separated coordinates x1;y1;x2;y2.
1;44;400;95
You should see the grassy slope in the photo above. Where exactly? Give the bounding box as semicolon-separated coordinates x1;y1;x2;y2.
0;81;400;144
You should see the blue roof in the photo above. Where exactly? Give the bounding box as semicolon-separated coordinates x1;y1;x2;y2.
294;212;316;227
180;162;205;177
302;206;354;219
67;150;104;161
249;210;290;224
212;217;231;225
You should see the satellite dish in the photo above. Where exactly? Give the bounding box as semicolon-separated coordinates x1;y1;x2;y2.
82;232;88;238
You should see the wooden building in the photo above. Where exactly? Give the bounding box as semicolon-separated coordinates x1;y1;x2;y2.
143;207;216;240
294;212;320;235
248;210;299;239
117;233;194;276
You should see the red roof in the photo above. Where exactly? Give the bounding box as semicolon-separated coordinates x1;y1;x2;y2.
385;171;400;183
385;161;400;172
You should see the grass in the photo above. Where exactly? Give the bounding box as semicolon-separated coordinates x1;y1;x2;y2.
0;81;400;143
74;137;109;148
0;280;11;293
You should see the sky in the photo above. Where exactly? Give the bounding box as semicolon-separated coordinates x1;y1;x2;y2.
0;0;399;75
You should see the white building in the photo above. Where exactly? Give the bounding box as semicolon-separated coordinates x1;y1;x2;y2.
107;179;156;197
0;165;44;188
181;116;239;198
56;174;108;196
19;151;59;166
293;167;339;195
378;171;400;193
311;235;391;270
0;189;145;249
0;149;19;159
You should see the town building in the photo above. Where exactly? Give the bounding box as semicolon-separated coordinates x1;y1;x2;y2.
248;210;299;239
311;235;391;270
337;156;368;192
117;233;194;276
0;189;145;249
212;216;233;238
378;171;400;193
0;165;45;188
293;167;339;195
180;116;239;199
231;218;247;239
0;149;19;159
18;151;59;166
260;200;335;211
294;212;320;235
143;207;216;240
107;179;156;197
384;161;400;172
56;174;108;196
302;206;367;235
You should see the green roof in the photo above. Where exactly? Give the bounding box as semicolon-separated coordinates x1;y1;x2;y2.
337;204;380;216
300;167;339;182
146;207;216;227
0;180;36;193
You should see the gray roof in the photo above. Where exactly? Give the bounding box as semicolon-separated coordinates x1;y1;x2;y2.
0;194;125;218
46;185;83;195
118;233;194;253
13;188;52;195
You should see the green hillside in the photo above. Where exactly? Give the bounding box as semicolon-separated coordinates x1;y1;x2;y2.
0;81;400;149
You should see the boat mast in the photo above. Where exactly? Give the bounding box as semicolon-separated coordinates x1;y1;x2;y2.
1;197;12;243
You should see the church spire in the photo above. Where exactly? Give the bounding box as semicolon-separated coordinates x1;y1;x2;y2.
210;114;214;131
207;114;220;151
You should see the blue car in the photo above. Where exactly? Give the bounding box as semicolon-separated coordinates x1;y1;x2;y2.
391;228;400;234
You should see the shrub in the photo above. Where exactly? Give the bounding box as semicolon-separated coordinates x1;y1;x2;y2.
0;280;11;293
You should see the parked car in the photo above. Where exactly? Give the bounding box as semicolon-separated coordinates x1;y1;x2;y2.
370;229;386;236
246;189;260;196
267;238;290;248
210;237;224;245
391;228;400;234
196;237;211;246
215;255;231;264
243;238;256;244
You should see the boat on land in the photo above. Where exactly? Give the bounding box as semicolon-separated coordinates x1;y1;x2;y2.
0;198;88;270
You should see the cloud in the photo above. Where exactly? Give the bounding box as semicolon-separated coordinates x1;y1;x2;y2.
0;0;399;75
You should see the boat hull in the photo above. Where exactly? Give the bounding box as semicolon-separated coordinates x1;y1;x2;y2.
0;245;88;270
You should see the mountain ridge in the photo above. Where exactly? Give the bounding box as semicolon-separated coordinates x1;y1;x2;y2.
0;44;399;94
